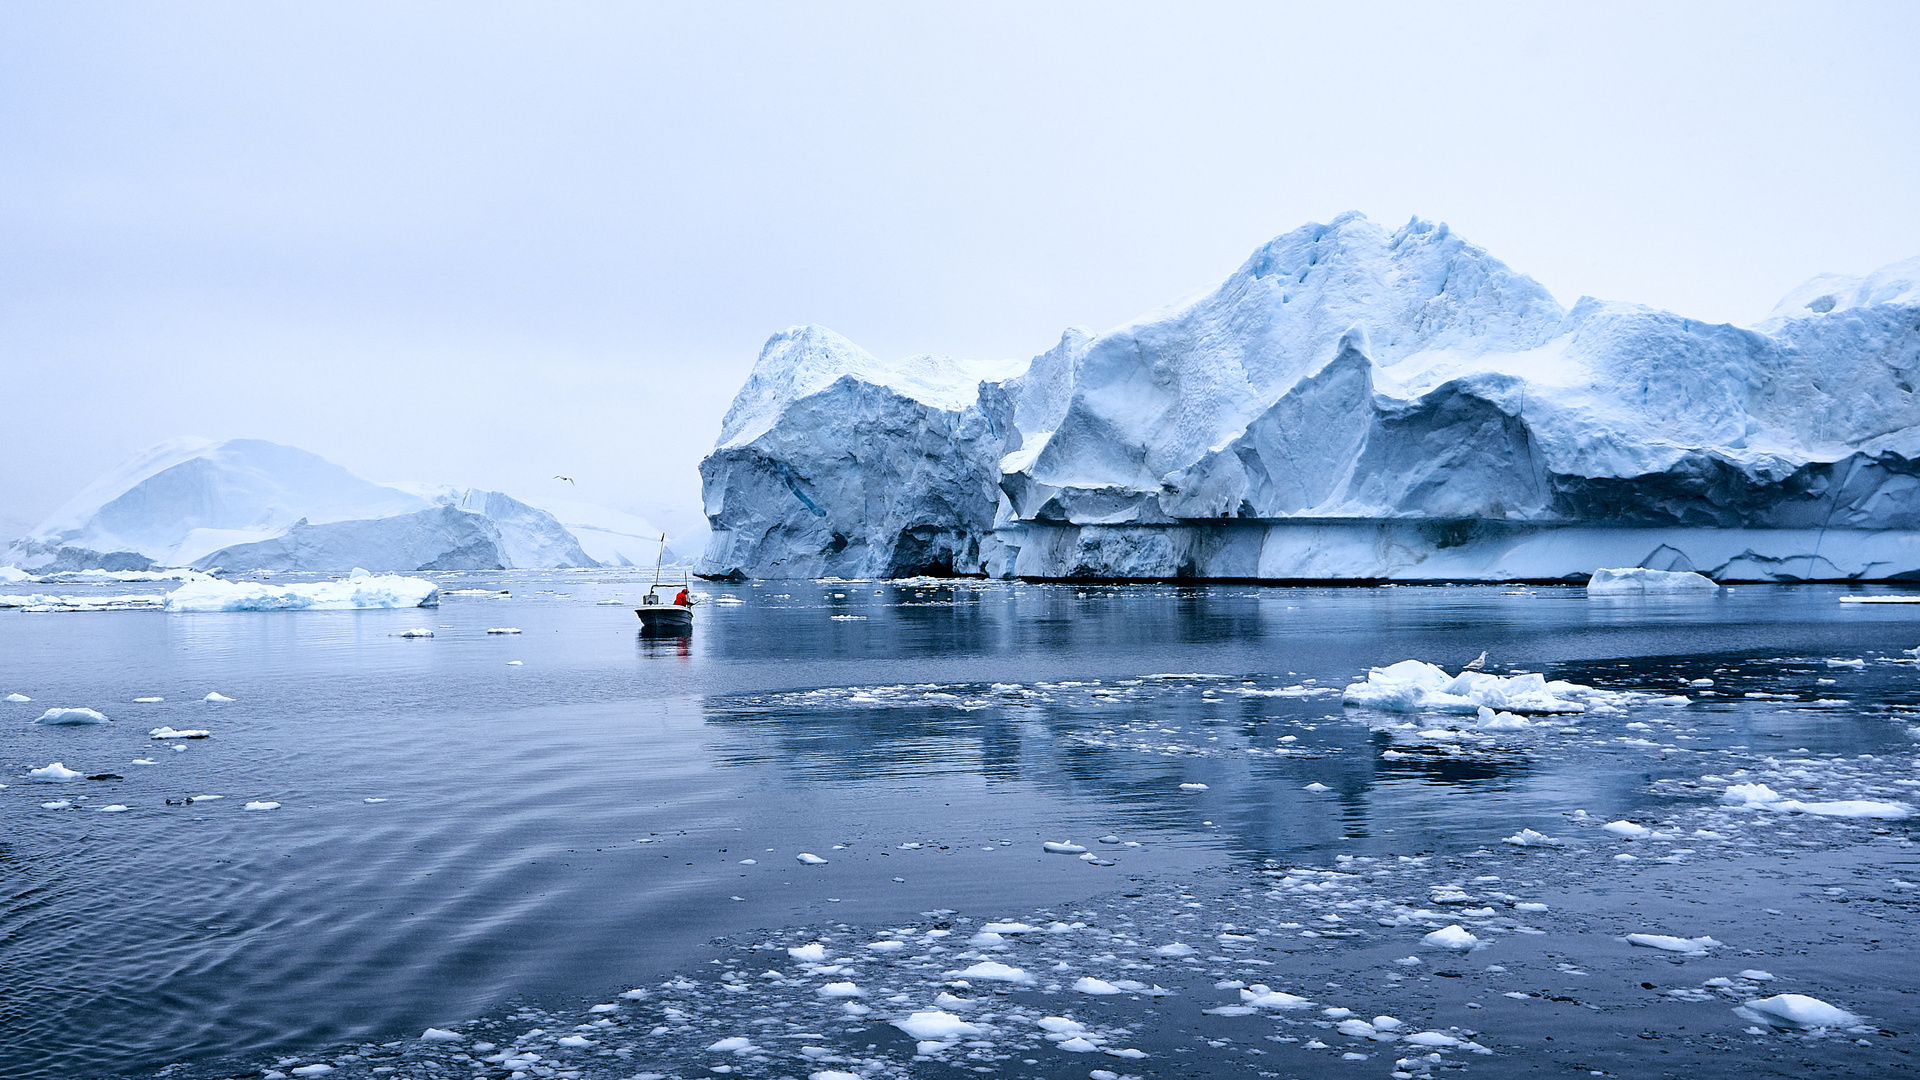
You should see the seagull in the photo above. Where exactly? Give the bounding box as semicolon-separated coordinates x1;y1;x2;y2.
554;475;575;484
1462;650;1488;671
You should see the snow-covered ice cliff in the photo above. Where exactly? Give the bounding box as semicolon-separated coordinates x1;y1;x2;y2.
698;214;1920;582
7;439;596;572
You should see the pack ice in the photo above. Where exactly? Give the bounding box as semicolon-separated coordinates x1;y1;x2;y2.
5;438;604;572
697;214;1920;581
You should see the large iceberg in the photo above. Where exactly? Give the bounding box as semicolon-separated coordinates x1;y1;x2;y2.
697;214;1920;582
163;574;440;612
9;439;597;572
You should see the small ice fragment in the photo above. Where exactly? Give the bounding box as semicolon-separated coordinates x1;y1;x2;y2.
243;801;281;810
189;794;224;802
1738;969;1775;981
1603;820;1651;838
707;1036;754;1052
29;762;83;782
5;693;30;702
1073;977;1122;995
420;1029;462;1042
1152;943;1195;957
1625;933;1722;954
556;1035;592;1047
395;628;434;638
290;1068;334;1077
1105;1047;1148;1060
149;727;210;739
795;852;828;865
952;961;1033;983
40;800;71;809
816;982;861;997
1736;993;1863;1029
1421;925;1479;951
204;692;234;702
809;1072;860;1080
363;797;387;803
864;939;904;952
1336;1019;1376;1038
130;759;157;766
486;627;522;634
1502;828;1562;847
34;708;110;725
789;942;827;962
1303;782;1331;792
94;804;129;812
1240;985;1312;1009
1178;783;1208;791
133;696;163;702
893;1011;981;1040
1515;902;1549;913
1371;1016;1404;1030
1043;841;1087;854
1403;1031;1460;1047
1056;1037;1100;1052
506;660;523;665
587;1003;618;1013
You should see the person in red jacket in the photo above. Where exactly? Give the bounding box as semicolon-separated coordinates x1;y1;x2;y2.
674;587;691;607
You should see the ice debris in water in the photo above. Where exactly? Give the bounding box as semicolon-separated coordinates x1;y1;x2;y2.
485;627;521;634
893;1011;980;1040
1502;828;1563;847
29;762;83;782
1179;782;1209;791
1421;925;1479;951
5;693;30;702
204;692;234;702
788;942;827;963
1586;568;1718;593
150;727;210;739
1043;841;1087;854
1719;783;1913;819
1625;933;1722;954
419;1028;462;1042
951;961;1033;983
1303;782;1331;792
1735;994;1864;1030
1239;985;1313;1009
1602;820;1652;838
395;628;435;638
164;575;439;612
1342;659;1602;715
34;707;109;725
795;852;829;865
244;801;282;811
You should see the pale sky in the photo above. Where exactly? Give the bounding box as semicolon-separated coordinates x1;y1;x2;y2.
3;1;1916;541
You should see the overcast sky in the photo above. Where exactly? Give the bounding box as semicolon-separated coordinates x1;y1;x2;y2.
3;1;1916;540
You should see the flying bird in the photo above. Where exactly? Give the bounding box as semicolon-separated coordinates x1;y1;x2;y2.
554;476;575;484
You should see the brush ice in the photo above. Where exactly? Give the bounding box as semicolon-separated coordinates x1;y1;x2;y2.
1240;985;1313;1009
149;727;210;739
1421;925;1478;951
1502;828;1563;846
1736;993;1863;1029
1602;820;1652;838
893;1011;980;1040
788;943;828;963
1625;934;1721;953
1343;659;1598;714
952;961;1033;983
1587;568;1718;593
34;707;109;725
165;575;439;612
29;762;83;781
1073;977;1122;994
419;1029;462;1042
1720;783;1913;818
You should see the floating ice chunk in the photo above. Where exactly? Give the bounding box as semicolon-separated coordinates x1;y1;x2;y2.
419;1029;462;1042
243;801;281;810
5;693;30;702
1625;934;1722;954
395;628;435;638
1602;820;1651;838
1736;994;1863;1029
1153;942;1195;957
1739;969;1775;981
1371;1016;1404;1030
865;940;904;952
1073;977;1122;995
204;692;234;702
40;800;71;809
1303;782;1331;792
165;575;439;612
133;696;163;703
1056;1037;1099;1052
29;762;82;782
1721;783;1913;817
1825;658;1867;668
1515;902;1550;913
35;708;109;725
795;852;829;865
1403;1031;1461;1047
189;795;224;802
485;627;522;634
1421;925;1479;951
1043;841;1087;854
506;660;522;665
1502;828;1563;847
1178;783;1208;791
788;942;828;962
555;1035;592;1047
809;1072;860;1080
1587;568;1717;593
290;1067;334;1077
1342;659;1595;715
952;961;1033;983
95;804;129;812
817;982;862;997
706;1036;755;1052
149;727;210;739
894;1011;981;1040
1336;1019;1378;1038
1240;985;1312;1009
586;1003;618;1013
981;921;1037;933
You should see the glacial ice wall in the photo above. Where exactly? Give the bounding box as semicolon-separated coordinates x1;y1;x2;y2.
697;214;1920;582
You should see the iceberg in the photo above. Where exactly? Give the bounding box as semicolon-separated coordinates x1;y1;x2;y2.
162;574;440;612
1587;568;1719;593
699;214;1920;581
10;438;598;572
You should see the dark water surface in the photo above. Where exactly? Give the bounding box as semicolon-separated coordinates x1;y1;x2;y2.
2;574;1918;1079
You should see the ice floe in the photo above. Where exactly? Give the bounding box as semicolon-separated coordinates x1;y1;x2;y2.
1735;993;1864;1030
34;707;109;725
1587;568;1719;593
1419;925;1479;951
204;692;234;702
1342;659;1609;715
150;727;211;739
1624;933;1721;954
29;762;83;781
164;575;439;612
1719;783;1913;819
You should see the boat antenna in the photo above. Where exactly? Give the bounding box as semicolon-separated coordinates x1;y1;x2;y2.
651;532;667;590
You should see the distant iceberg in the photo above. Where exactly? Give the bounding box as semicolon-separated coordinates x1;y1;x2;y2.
698;214;1920;582
163;574;440;612
8;439;604;573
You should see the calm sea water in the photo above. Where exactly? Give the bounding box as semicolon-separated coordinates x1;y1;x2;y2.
2;574;1918;1079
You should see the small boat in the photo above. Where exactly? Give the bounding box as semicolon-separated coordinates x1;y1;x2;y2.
635;533;694;636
